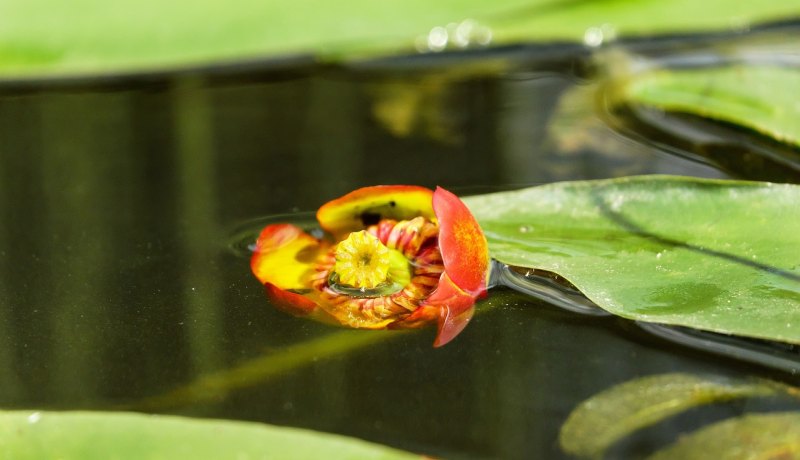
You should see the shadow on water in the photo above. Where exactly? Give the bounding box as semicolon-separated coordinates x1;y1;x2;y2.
0;21;799;459
590;189;800;283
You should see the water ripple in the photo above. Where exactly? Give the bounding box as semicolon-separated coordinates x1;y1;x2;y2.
226;212;318;258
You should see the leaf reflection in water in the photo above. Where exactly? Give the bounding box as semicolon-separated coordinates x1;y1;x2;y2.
131;329;400;411
498;261;800;375
559;373;800;459
649;412;800;460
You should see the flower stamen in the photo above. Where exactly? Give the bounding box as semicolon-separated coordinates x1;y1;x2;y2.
334;230;391;289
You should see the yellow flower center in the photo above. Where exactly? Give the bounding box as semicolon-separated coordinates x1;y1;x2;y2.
334;231;392;289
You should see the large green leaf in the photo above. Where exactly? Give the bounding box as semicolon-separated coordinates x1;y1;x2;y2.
559;373;788;458
1;0;799;78
463;175;800;343
0;410;418;459
624;65;800;148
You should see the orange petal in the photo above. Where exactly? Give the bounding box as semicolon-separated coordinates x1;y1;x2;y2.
264;283;343;326
389;305;439;330
264;282;318;315
432;187;489;297
424;272;478;347
250;224;326;289
317;185;435;236
436;305;475;348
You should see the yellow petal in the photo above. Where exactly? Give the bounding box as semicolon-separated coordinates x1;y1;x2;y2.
317;185;435;236
250;224;326;289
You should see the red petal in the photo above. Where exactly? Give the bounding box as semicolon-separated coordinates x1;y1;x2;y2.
436;304;475;348
432;187;489;297
264;282;318;315
424;272;478;347
264;283;343;326
389;305;439;330
317;185;435;236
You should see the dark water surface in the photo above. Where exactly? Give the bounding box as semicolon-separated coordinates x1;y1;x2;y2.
0;26;797;459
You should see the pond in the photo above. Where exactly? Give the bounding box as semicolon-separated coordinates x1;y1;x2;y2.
0;21;798;459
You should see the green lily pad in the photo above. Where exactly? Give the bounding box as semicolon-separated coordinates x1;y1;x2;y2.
649;412;800;460
624;65;800;148
0;410;418;459
463;175;800;344
558;373;786;458
1;0;799;78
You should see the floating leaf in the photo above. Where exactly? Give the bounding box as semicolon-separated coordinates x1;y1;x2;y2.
559;373;785;458
463;175;800;344
0;410;419;459
2;0;800;77
648;412;800;460
624;65;800;148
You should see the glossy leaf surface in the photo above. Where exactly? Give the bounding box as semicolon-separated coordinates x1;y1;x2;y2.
464;175;800;343
0;411;418;460
624;65;800;148
2;0;799;78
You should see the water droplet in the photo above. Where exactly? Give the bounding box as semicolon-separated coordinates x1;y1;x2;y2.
469;21;493;46
519;225;533;233
453;20;474;48
656;252;662;259
583;27;603;47
417;19;492;53
328;272;404;298
27;412;41;424
427;26;449;52
583;23;617;47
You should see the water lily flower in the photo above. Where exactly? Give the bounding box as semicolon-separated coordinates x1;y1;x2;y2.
251;185;490;347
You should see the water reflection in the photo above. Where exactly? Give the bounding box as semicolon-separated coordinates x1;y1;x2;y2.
492;263;609;316
583;23;617;48
596;25;800;182
416;20;494;53
494;261;800;375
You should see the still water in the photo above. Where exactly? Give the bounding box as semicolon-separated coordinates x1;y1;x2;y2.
0;23;798;459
